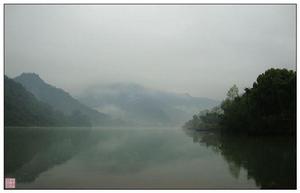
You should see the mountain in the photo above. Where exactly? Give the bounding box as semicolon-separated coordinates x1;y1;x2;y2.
78;83;219;126
14;73;113;126
4;76;69;126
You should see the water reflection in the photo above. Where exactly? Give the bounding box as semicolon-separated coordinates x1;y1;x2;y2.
5;127;92;183
73;128;202;175
5;127;263;188
184;129;296;189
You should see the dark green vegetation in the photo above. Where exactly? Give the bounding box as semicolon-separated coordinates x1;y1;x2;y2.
184;68;296;135
5;76;72;126
185;129;296;189
183;68;296;189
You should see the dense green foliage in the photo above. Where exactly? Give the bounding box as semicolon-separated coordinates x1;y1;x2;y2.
184;68;296;134
5;76;66;126
4;76;91;126
221;68;296;134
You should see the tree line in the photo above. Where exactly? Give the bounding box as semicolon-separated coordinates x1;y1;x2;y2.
184;68;296;135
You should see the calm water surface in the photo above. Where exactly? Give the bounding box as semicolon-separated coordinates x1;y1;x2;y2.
4;127;296;189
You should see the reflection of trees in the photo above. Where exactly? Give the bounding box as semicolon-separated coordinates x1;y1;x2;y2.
184;129;296;189
5;127;92;184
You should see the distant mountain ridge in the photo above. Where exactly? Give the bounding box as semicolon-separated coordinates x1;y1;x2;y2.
14;73;113;126
11;73;219;127
78;83;219;126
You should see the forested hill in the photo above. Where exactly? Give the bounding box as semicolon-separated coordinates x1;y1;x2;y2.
184;68;296;135
14;73;113;126
4;76;72;126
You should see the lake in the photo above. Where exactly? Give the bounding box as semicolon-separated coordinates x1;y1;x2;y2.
4;127;296;189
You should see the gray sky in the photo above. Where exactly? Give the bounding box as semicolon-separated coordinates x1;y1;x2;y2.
5;5;296;100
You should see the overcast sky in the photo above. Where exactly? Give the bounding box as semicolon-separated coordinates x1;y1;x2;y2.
5;5;296;100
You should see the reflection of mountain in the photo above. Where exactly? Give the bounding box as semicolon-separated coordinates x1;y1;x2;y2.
14;73;114;126
184;129;296;189
5;128;92;184
78;83;219;126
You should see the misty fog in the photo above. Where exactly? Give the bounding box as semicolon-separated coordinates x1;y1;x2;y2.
5;5;296;100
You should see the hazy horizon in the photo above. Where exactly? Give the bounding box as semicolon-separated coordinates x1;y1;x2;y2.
5;5;296;100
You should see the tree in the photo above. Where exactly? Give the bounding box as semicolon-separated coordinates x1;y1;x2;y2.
220;68;296;134
226;84;239;101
